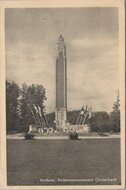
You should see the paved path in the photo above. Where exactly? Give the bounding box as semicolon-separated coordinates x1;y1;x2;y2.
7;135;120;140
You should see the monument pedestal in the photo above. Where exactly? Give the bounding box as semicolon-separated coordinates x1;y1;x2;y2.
55;108;67;129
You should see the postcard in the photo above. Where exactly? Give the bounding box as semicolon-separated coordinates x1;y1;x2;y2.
0;0;125;189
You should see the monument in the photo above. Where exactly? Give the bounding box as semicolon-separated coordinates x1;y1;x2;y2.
55;35;90;133
55;35;67;129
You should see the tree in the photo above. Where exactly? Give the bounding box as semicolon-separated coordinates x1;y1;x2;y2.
19;83;46;131
6;81;20;132
111;92;120;132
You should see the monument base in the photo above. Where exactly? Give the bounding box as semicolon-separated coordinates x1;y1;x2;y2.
55;108;67;129
28;125;54;133
63;124;90;133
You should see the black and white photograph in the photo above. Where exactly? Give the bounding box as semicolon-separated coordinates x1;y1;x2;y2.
0;0;125;189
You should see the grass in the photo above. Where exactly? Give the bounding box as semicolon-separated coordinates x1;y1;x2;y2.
7;139;121;186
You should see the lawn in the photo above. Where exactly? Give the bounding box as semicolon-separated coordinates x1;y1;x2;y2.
7;139;121;185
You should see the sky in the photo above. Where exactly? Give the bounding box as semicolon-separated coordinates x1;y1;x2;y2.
5;8;119;113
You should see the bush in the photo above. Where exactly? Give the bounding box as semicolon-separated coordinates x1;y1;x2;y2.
69;132;78;140
90;112;112;132
23;132;35;140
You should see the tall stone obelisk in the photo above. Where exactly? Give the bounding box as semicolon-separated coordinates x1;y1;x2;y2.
55;35;67;129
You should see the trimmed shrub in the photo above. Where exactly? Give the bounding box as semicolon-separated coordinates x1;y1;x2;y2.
23;132;35;140
69;132;78;140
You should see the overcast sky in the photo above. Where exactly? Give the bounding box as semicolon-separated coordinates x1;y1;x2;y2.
5;8;119;113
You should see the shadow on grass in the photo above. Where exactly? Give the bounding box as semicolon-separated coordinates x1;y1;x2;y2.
68;138;82;141
23;138;36;141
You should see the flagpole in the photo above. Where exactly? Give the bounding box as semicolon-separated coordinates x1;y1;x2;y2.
37;113;42;125
42;107;49;127
31;110;38;125
76;111;81;125
38;105;43;126
33;105;41;125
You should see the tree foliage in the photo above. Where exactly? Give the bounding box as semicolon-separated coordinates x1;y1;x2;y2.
110;92;120;132
6;81;47;133
89;92;120;133
6;81;20;132
19;83;47;130
90;111;111;132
